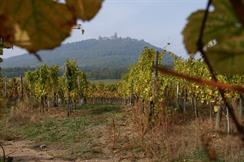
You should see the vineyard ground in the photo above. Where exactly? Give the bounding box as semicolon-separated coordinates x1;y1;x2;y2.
0;103;244;161
0;104;132;161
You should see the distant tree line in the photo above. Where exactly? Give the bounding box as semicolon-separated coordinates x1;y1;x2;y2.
1;67;37;78
1;66;128;80
81;67;128;80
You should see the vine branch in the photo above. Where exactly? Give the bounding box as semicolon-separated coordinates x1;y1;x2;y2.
155;66;244;93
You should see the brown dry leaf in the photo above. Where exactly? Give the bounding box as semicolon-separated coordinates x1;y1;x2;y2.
0;15;15;45
66;0;103;21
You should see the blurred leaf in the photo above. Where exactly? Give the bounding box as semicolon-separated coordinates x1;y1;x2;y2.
0;0;76;53
208;33;244;74
66;0;103;21
0;14;15;47
182;0;244;74
182;10;206;54
229;0;244;26
0;0;103;53
0;37;3;55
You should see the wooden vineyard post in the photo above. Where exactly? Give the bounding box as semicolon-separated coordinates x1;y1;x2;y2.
4;78;7;97
20;75;24;99
215;105;222;131
193;96;198;118
183;88;187;113
77;75;81;105
226;106;230;134
209;101;213;121
240;94;243;119
176;82;180;111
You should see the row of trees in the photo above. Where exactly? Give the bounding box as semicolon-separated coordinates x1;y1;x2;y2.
1;66;127;80
119;47;244;131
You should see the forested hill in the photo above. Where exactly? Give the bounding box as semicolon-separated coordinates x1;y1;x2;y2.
2;36;172;79
2;36;161;68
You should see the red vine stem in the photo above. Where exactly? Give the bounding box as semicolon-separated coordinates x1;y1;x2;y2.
155;66;244;93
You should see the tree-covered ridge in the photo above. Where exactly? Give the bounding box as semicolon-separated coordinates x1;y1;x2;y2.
2;36;161;68
1;37;171;79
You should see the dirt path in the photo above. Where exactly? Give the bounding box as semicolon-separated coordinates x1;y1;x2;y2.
2;140;70;162
2;139;139;162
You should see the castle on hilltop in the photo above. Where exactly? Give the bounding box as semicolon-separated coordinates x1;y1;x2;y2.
98;33;143;42
98;33;120;40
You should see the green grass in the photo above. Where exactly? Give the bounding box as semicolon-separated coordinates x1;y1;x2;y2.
8;104;122;147
78;104;122;114
20;116;90;146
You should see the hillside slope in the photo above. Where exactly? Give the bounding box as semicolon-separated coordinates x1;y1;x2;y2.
2;37;161;69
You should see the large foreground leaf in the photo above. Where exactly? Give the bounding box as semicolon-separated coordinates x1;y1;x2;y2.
229;0;244;26
0;0;75;53
66;0;103;21
183;0;244;74
207;33;244;74
0;0;103;53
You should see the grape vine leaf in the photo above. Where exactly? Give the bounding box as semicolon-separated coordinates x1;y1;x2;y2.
182;0;244;74
207;32;244;74
229;0;244;26
66;0;103;21
0;0;103;53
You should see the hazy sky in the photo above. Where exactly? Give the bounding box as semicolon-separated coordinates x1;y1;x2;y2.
3;0;207;59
